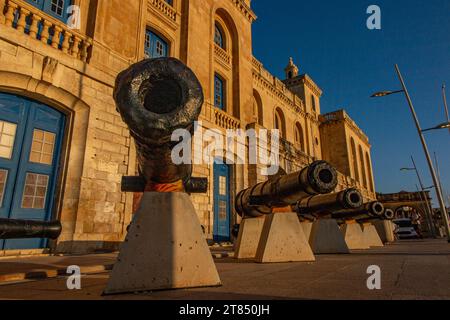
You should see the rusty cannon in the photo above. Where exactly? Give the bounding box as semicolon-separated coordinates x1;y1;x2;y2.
115;57;207;193
235;161;338;218
294;188;364;220
331;201;386;222
104;57;222;294
0;218;61;240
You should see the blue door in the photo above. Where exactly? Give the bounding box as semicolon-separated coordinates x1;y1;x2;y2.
0;93;65;250
26;0;71;21
144;30;169;59
213;162;231;242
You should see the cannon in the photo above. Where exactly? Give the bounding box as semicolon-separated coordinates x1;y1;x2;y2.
114;57;207;193
331;201;385;222
0;218;62;240
235;161;338;218
294;188;363;219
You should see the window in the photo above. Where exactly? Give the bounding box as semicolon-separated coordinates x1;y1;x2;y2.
165;0;173;5
350;138;360;182
29;129;56;165
274;108;286;139
0;120;17;159
21;173;49;209
214;74;225;110
144;30;169;59
26;0;71;21
294;123;305;152
214;24;225;49
311;94;317;112
359;145;368;188
366;152;374;192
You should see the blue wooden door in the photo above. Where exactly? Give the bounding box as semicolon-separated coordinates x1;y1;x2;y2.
144;30;169;59
213;162;230;242
0;93;65;250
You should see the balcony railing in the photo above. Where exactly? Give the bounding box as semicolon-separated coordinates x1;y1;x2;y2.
201;103;240;130
2;0;92;63
214;43;231;66
149;0;177;22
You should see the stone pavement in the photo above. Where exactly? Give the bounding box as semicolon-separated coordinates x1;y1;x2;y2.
0;239;449;300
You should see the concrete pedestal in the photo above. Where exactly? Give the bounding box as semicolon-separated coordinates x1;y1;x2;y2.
300;222;313;241
373;220;395;243
103;192;221;295
309;219;349;254
255;213;315;263
341;222;369;250
234;217;265;259
361;223;384;247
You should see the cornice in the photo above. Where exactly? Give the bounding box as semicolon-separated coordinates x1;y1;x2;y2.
229;0;257;22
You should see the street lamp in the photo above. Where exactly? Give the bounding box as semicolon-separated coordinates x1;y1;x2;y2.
371;64;450;242
422;122;450;132
400;157;437;237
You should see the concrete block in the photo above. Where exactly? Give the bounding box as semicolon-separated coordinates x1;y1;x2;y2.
361;223;384;247
234;217;265;260
255;213;315;263
309;219;349;254
104;192;221;295
341;223;369;250
300;222;313;241
373;220;395;243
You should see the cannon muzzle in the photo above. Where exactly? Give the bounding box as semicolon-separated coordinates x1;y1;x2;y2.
332;201;385;221
0;218;62;240
114;58;204;190
235;161;338;218
295;188;363;217
383;208;395;220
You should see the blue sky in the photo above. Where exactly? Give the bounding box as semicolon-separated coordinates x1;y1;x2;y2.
251;0;450;206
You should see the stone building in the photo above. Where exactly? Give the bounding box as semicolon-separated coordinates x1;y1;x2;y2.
0;0;375;255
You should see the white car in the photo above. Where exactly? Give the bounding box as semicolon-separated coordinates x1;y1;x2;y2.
393;218;420;239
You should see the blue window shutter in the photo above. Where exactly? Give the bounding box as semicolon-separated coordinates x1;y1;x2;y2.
26;0;70;22
214;75;224;110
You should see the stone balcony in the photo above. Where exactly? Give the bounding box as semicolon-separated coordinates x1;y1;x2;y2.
148;0;177;22
201;102;240;131
1;0;92;63
214;43;231;68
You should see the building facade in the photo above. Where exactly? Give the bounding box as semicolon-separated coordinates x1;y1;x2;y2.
0;0;376;255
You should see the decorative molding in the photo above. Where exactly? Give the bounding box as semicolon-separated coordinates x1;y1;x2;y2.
229;0;257;22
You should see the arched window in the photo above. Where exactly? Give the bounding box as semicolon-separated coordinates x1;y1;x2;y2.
214;23;225;49
214;74;225;110
294;123;305;152
350;138;360;182
366;152;374;192
359;145;367;188
274;108;286;139
144;29;169;59
311;94;316;112
253;90;264;126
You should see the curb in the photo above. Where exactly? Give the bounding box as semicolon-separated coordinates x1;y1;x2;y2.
0;264;113;284
0;252;235;284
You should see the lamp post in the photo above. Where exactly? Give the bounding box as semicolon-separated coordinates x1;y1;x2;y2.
442;84;450;134
401;156;436;237
371;64;450;242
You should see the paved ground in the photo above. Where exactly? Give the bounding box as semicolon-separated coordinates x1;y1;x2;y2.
0;239;449;300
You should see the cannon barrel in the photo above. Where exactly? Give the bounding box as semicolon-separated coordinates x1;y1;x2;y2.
235;161;338;218
331;201;385;221
0;218;62;240
383;208;395;220
295;188;363;217
114;57;204;191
